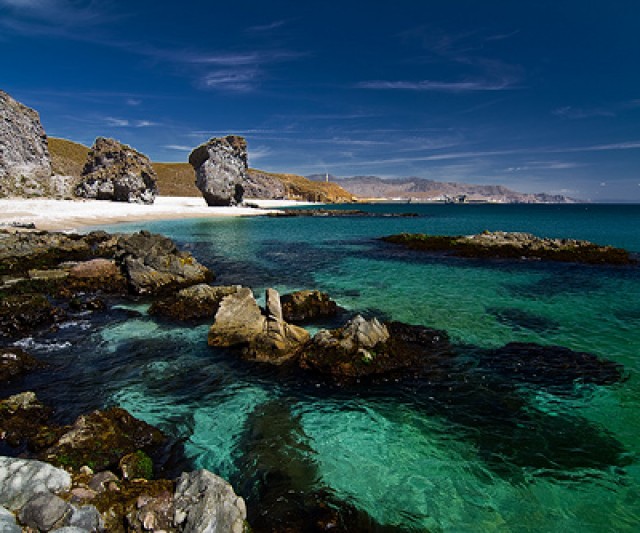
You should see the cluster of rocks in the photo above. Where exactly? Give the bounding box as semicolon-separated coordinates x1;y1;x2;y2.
381;231;635;264
267;208;419;218
1;350;247;533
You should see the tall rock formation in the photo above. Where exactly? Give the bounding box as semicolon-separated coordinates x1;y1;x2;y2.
75;137;158;204
189;135;246;206
0;90;53;197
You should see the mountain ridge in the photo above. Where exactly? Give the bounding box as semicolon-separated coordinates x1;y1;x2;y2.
307;174;580;203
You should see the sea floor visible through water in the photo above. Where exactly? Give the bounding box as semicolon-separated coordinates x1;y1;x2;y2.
6;203;640;531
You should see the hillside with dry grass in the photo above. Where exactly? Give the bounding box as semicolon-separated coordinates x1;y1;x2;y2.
48;137;354;202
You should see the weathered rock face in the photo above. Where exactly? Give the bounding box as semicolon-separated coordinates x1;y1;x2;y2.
173;469;247;533
0;90;52;198
75;137;158;204
149;284;240;320
208;287;310;364
281;290;338;323
189;135;247;206
243;169;286;199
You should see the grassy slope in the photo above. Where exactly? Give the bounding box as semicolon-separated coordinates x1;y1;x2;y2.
48;137;353;202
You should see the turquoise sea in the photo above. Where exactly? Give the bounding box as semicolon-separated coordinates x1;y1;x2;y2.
8;203;640;531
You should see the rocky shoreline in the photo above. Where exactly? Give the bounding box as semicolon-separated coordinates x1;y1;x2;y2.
381;231;635;264
1;228;633;531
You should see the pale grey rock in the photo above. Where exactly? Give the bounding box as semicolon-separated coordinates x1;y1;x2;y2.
0;90;52;197
243;169;286;199
173;469;246;533
53;528;92;533
265;287;283;321
67;504;104;532
0;506;21;533
0;457;71;511
18;492;72;531
75;137;157;204
189;135;247;206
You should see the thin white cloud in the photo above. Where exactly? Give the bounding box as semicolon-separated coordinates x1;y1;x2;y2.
164;144;193;151
246;20;287;33
104;117;129;127
553;106;615;119
199;69;261;92
134;120;158;128
357;78;516;92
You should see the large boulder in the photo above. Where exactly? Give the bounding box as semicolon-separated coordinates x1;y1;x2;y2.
173;469;247;533
0;90;52;197
0;457;71;511
189;135;247;206
208;287;310;365
75;137;158;204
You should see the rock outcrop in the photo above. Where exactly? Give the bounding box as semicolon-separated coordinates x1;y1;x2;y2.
189;136;247;206
382;231;634;264
0;347;44;383
75;137;158;204
149;284;241;320
281;290;338;323
0;90;52;197
208;287;310;364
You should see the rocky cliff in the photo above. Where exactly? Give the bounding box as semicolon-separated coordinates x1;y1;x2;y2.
189;135;247;206
75;137;158;204
0;90;52;197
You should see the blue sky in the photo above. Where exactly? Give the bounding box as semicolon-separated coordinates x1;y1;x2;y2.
2;0;640;201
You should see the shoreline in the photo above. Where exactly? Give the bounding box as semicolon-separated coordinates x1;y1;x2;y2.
0;196;317;232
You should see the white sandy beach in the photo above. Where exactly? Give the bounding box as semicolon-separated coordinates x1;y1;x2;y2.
0;196;313;232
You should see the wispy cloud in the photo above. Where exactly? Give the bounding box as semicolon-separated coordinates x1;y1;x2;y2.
245;20;287;33
357;78;516;92
553;106;615;119
199;69;261;92
164;144;193;152
103;117;159;128
104;117;130;127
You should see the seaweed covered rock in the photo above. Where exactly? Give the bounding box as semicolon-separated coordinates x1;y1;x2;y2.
75;137;158;204
0;392;59;451
149;284;240;320
208;287;310;365
281;289;338;323
0;293;64;338
116;231;213;295
0;347;44;383
43;407;166;472
0;90;52;198
189;135;247;206
382;231;634;264
299;316;452;381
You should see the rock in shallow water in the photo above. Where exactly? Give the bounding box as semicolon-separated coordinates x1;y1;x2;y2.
149;283;240;320
280;289;338;323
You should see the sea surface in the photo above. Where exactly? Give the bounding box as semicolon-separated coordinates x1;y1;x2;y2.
8;203;640;531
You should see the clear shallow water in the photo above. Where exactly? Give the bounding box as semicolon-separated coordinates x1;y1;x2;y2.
10;204;640;531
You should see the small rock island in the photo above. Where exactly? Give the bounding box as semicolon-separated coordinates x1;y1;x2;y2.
381;231;635;264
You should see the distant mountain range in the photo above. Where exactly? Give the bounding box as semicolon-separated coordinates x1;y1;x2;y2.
308;174;580;204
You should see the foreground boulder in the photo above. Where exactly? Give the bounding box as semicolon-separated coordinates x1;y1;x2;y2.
174;470;247;533
208;287;310;364
149;284;240;320
75;137;158;204
0;90;52;198
299;315;452;381
382;231;634;264
0;347;44;383
189;135;247;206
280;289;338;323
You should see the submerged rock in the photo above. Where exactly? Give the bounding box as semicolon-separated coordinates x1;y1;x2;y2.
381;231;634;264
189;135;247;206
149;284;240;320
208;287;310;365
281;289;338;323
75;137;158;204
0;90;53;198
